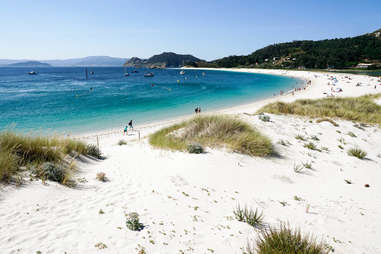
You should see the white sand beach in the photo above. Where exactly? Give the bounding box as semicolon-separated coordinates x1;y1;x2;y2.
1;69;381;254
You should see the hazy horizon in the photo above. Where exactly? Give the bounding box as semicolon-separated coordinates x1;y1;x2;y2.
1;0;380;61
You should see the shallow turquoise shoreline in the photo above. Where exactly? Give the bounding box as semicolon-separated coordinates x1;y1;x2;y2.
0;67;302;135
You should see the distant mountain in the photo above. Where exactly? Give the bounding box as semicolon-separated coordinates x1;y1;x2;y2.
44;56;128;66
7;61;51;67
0;56;128;67
124;52;203;68
0;59;29;66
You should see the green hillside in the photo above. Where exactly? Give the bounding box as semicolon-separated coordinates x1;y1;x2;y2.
194;29;381;69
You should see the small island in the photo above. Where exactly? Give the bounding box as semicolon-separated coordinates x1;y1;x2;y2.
7;61;51;67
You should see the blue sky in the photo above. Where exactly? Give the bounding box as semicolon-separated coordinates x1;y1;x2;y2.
1;0;380;60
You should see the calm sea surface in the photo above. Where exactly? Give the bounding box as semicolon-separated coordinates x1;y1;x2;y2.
0;67;302;134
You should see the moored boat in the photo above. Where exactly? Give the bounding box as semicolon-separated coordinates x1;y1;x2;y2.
144;72;154;77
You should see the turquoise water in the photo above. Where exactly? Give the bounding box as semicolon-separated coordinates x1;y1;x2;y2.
0;67;301;134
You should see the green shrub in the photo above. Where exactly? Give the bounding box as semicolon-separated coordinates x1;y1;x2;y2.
233;205;264;228
126;212;144;231
36;162;66;183
347;131;357;138
118;140;127;146
149;115;273;157
253;223;329;254
86;144;102;159
258;113;271;122
187;142;204;154
348;147;367;159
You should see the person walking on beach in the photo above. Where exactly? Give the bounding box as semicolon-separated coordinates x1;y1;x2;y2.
123;125;128;135
128;120;133;131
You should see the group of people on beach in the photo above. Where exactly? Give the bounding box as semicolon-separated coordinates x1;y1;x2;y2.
194;106;202;114
123;120;133;135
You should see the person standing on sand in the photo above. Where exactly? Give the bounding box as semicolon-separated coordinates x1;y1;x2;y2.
128;120;133;131
123;126;128;135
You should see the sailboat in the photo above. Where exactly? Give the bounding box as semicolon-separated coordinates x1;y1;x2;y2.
123;67;129;77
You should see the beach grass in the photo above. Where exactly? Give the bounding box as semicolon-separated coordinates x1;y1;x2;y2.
233;205;264;228
245;223;329;254
257;94;381;125
149;115;273;157
348;147;367;159
0;131;100;184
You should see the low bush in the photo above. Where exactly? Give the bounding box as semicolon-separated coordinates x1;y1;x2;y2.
149;115;273;157
187;142;204;154
118;140;127;146
258;113;271;122
126;212;144;231
36;162;66;183
348;147;367;159
86;144;102;159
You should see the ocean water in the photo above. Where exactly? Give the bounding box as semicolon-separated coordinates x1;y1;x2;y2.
0;67;302;134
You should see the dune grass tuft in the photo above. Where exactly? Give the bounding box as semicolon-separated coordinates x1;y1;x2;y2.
234;205;265;229
257;94;381;125
348;147;367;159
0;131;101;184
0;149;18;182
248;223;329;254
149;115;273;157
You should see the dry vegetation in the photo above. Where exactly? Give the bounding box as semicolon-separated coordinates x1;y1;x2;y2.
149;115;273;157
257;94;381;125
244;223;330;254
0;131;101;184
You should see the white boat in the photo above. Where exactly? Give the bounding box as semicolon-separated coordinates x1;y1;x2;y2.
124;72;129;76
28;71;37;75
180;70;185;75
144;72;154;77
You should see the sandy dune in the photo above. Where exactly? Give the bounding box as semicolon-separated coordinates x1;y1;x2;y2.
1;69;380;254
